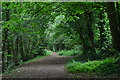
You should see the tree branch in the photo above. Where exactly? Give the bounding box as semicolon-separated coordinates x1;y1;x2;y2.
26;2;56;24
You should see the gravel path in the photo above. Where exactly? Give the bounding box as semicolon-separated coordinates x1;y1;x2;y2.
2;52;74;78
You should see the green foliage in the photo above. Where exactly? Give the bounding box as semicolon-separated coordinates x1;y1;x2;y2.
4;63;14;74
2;2;120;76
66;57;120;75
22;51;52;64
58;49;82;56
2;2;55;73
95;58;120;75
44;50;53;56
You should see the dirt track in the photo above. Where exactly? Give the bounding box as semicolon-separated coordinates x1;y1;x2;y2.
2;52;73;78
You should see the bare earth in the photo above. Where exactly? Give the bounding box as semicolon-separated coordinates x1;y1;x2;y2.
2;52;74;78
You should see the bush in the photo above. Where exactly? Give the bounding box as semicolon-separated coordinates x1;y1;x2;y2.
58;49;82;56
95;58;120;75
66;57;120;75
44;50;53;56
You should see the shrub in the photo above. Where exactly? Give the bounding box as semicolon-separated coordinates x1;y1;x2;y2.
58;49;81;56
95;57;120;75
44;49;53;56
66;57;120;75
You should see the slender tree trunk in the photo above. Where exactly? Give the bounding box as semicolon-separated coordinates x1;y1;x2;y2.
2;3;10;72
19;35;25;61
23;33;29;61
13;34;19;66
2;29;8;72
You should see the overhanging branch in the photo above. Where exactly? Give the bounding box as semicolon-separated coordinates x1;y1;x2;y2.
26;2;56;24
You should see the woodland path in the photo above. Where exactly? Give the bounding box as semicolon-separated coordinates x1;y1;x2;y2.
2;52;74;78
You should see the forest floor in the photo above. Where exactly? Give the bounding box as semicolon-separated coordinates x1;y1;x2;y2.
2;52;74;78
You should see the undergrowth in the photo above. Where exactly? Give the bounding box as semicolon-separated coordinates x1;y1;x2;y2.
19;50;52;64
66;57;120;75
58;49;82;56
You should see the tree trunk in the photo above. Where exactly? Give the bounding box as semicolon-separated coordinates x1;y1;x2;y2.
84;11;95;49
116;2;120;33
19;35;25;61
106;2;120;52
84;11;96;59
2;3;10;72
13;34;19;66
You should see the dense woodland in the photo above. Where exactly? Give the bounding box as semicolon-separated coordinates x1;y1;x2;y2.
1;2;120;77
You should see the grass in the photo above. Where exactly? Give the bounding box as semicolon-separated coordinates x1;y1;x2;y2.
21;56;44;64
66;57;120;75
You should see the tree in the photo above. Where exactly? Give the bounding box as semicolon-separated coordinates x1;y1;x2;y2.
106;2;120;52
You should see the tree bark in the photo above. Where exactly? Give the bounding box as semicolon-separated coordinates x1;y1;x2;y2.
84;11;95;49
116;2;120;33
19;35;25;61
2;3;10;72
84;11;96;57
106;2;120;52
13;34;19;66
